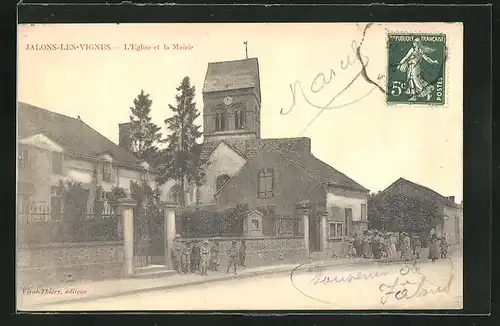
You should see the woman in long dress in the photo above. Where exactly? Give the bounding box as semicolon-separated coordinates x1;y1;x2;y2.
362;231;371;258
390;234;398;260
401;233;412;261
428;234;440;262
397;38;439;101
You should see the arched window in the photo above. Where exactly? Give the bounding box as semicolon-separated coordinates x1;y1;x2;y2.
216;174;231;193
215;114;220;132
214;112;226;132
220;112;226;131
168;184;182;204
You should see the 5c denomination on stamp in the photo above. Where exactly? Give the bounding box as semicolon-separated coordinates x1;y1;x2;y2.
387;33;446;105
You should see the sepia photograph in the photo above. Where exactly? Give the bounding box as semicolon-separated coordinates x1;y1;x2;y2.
16;22;463;311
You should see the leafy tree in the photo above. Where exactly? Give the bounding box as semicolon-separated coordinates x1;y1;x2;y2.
109;186;127;211
368;191;443;234
128;90;162;163
156;77;204;206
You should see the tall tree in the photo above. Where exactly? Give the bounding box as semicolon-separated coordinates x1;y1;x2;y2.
129;90;162;163
157;77;204;206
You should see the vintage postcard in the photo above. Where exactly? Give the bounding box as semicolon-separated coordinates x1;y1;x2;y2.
16;22;463;311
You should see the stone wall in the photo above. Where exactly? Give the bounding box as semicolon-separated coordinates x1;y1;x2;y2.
18;241;124;286
326;238;346;257
181;236;307;269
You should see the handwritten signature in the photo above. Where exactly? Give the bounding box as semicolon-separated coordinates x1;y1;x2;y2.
280;24;385;135
378;259;454;305
310;268;389;285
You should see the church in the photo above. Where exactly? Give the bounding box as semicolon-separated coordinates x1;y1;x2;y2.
180;57;368;253
120;56;370;255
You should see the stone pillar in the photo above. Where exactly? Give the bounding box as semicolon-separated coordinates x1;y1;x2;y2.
162;202;178;269
303;213;309;253
296;200;312;254
320;212;328;252
117;198;137;277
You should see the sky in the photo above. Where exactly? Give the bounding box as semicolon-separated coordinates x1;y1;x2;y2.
17;23;463;202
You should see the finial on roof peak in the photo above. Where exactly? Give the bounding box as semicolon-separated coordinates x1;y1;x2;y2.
77;115;82;120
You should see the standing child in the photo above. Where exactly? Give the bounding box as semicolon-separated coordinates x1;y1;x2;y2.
440;236;448;258
180;243;191;273
190;241;200;273
199;240;211;276
226;240;239;275
239;240;247;267
413;236;422;259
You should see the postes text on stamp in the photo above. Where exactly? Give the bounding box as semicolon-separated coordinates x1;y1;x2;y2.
387;33;446;105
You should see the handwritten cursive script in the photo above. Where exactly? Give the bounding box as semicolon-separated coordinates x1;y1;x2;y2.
280;31;386;135
378;259;454;305
310;268;389;285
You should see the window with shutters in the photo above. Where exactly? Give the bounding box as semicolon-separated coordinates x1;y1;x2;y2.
257;168;274;198
345;208;353;236
361;204;367;221
102;162;112;182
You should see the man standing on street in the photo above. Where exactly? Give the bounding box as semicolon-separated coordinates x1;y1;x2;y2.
226;240;239;275
199;240;211;276
172;234;183;273
239;240;247;267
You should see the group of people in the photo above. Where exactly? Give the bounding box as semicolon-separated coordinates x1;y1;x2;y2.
171;235;247;276
344;230;449;262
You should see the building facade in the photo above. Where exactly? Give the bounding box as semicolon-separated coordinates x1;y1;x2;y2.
376;177;462;245
17;102;154;220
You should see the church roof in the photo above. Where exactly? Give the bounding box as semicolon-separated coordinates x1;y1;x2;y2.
273;144;369;192
202;58;260;94
17;102;142;167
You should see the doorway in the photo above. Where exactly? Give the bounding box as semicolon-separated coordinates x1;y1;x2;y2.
149;213;165;265
308;213;321;252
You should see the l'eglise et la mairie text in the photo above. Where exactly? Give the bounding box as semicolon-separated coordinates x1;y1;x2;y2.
123;44;194;51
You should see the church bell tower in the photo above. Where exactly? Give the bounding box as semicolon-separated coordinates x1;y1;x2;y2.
202;57;262;143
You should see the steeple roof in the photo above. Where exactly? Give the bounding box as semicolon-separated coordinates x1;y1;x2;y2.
202;58;260;98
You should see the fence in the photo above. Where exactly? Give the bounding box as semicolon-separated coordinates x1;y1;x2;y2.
263;215;303;237
176;206;245;238
18;203;122;244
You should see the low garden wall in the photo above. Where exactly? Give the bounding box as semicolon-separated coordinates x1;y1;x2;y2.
18;241;124;286
181;236;307;269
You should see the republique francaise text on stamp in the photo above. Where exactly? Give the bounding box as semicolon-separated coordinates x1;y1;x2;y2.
387;33;446;105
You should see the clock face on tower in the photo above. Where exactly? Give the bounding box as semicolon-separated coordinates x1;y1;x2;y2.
223;96;233;106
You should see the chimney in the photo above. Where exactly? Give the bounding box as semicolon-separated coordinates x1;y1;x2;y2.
119;122;132;151
447;196;455;203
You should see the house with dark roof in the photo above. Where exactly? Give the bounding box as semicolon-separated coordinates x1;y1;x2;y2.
17;102;155;220
376;177;462;245
166;57;371;255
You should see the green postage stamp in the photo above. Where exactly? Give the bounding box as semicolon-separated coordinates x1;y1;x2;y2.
387;33;446;105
